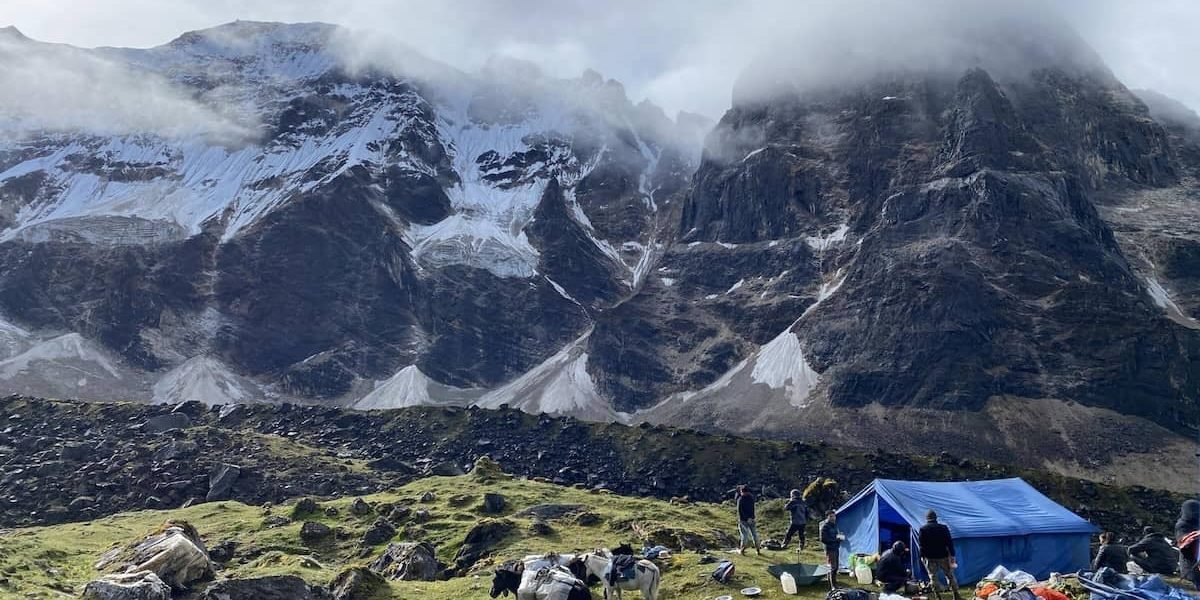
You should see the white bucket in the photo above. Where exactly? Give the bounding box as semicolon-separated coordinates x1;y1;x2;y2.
780;572;798;595
855;565;874;585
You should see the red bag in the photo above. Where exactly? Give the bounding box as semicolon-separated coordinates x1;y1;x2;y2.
1032;587;1069;600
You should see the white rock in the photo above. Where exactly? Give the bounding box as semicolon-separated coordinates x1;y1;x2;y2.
82;571;172;600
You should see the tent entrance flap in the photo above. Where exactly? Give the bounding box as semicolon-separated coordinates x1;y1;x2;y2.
878;499;911;554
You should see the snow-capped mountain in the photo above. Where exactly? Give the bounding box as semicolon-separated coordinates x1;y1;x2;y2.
0;21;703;412
0;20;1197;482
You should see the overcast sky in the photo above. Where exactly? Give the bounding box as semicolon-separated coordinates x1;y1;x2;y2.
3;0;1199;118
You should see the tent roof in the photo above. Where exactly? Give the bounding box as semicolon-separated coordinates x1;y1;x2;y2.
838;478;1098;538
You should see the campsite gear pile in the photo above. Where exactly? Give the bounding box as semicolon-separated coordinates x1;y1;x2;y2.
973;566;1194;600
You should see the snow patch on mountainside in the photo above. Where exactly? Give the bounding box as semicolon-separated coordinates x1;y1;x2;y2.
805;224;850;252
1145;276;1199;327
0;316;32;360
802;269;847;318
750;330;821;407
355;365;431;409
354;365;483;410
152;356;258;405
476;332;625;422
0;90;431;242
0;333;147;400
0;333;121;380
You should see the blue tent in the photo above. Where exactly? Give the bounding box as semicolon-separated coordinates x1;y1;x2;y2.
835;478;1097;584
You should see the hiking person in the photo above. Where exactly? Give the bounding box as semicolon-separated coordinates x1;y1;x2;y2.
918;510;961;600
820;510;844;589
1092;531;1130;573
734;484;761;555
877;541;912;593
784;489;810;551
1176;499;1200;590
1129;526;1179;575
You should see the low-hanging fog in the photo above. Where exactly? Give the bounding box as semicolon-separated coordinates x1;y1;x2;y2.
2;0;1198;120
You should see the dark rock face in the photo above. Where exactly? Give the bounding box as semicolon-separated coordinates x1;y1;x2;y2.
361;519;396;546
526;179;629;309
328;567;387;600
144;414;191;433
200;576;332;600
481;493;507;514
300;521;333;543
453;519;515;573
594;63;1200;437
214;167;423;395
369;542;441;581
206;463;240;501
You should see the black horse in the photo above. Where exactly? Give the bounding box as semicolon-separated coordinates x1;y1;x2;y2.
566;557;602;586
491;566;522;597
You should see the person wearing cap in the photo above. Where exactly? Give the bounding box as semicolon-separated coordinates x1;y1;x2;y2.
918;509;960;600
784;489;811;551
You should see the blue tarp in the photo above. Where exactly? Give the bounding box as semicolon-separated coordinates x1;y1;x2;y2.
836;478;1098;585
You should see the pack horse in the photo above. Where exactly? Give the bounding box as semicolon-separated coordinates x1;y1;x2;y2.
568;551;660;600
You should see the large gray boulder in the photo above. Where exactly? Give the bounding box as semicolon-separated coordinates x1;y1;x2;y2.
81;571;171;600
200;575;332;600
369;542;440;581
96;521;212;590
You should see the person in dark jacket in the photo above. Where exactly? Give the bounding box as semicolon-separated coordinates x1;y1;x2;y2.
1092;531;1130;574
1176;499;1200;590
784;489;810;551
918;510;961;600
877;541;912;593
820;510;844;590
734;485;761;555
1129;527;1178;575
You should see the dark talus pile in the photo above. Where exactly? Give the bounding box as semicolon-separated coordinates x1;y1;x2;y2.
0;396;1187;541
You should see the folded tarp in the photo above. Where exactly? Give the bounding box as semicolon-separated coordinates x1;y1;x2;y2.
1076;570;1193;600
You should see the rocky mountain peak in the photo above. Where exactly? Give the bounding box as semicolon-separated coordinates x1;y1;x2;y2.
164;20;343;54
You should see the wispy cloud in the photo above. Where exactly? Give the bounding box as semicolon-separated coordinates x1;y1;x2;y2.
0;32;251;140
2;0;1198;118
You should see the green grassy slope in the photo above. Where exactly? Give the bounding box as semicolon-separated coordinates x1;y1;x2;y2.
0;462;848;600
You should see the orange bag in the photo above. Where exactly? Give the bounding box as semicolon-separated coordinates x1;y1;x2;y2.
976;583;999;599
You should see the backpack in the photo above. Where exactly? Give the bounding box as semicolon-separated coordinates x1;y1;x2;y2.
712;560;736;583
827;588;872;600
